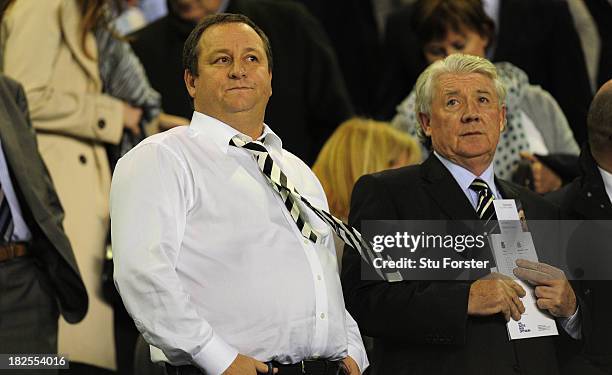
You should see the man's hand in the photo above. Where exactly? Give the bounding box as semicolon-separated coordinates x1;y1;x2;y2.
341;356;360;375
222;354;275;375
468;272;526;321
520;153;562;193
123;102;143;136
513;259;577;317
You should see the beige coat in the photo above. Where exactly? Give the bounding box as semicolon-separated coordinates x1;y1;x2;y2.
1;0;124;370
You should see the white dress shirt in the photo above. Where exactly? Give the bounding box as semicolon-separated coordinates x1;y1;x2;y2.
110;112;368;375
597;166;612;204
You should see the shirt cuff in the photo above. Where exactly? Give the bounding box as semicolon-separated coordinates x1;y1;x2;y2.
557;305;581;340
347;342;369;374
192;333;239;375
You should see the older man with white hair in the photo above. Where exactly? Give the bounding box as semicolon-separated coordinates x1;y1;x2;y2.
341;54;584;375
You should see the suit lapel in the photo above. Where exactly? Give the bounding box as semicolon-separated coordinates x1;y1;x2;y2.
496;178;521;201
59;0;101;89
420;155;479;220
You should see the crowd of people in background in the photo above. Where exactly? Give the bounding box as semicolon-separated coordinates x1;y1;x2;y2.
0;0;610;374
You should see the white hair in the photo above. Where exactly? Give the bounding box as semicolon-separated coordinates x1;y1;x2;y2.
414;54;507;146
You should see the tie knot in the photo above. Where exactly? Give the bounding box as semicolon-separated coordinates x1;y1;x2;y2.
229;135;267;153
469;178;491;193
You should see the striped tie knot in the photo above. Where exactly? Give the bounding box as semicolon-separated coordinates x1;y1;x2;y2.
469;178;490;194
469;178;496;221
229;135;267;152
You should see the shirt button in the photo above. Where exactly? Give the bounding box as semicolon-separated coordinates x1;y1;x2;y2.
79;154;87;164
97;119;106;129
317;275;322;281
303;239;309;245
600;204;605;209
320;313;325;319
587;192;592;198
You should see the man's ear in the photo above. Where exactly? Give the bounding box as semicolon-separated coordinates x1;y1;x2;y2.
418;112;432;136
184;69;197;99
499;105;507;132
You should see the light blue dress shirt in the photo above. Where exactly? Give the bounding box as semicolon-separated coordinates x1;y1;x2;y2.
0;140;31;242
434;151;500;208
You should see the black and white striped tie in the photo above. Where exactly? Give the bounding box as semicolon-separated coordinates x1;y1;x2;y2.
469;178;497;222
0;182;14;243
230;136;402;282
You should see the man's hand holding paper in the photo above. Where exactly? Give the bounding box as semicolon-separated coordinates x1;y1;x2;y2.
468;273;527;322
513;259;577;318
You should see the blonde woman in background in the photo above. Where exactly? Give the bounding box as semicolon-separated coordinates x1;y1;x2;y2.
313;118;421;268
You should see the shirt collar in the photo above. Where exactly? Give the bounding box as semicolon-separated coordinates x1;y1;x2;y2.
597;166;612;202
434;151;499;197
188;111;283;154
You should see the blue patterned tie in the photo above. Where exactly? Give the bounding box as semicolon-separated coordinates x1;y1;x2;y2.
0;182;14;243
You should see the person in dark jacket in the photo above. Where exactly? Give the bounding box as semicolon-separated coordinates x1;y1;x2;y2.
294;0;382;117
130;0;353;165
0;74;88;373
547;80;612;374
343;54;584;375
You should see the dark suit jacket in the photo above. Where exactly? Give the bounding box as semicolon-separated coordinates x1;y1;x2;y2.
293;0;381;117
378;0;592;145
0;74;87;323
341;155;581;375
130;0;353;165
546;147;612;374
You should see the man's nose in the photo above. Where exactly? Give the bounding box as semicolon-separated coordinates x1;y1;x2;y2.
229;61;247;79
461;100;480;122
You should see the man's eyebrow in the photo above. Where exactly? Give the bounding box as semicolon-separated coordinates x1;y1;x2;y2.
476;89;492;95
208;47;261;55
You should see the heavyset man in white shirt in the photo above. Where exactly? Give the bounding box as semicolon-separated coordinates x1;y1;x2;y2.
110;13;367;375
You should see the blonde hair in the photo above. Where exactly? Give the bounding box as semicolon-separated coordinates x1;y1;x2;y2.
313;118;421;219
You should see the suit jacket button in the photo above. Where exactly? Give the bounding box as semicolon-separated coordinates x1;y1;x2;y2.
79;155;87;164
513;364;521;373
98;119;106;129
